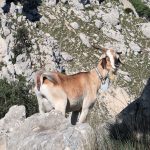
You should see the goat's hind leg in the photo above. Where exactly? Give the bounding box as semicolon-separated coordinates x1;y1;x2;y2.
78;98;91;123
54;98;67;116
71;110;80;125
34;88;45;114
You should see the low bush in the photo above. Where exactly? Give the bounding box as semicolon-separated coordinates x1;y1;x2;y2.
0;76;38;118
130;0;150;20
12;25;32;64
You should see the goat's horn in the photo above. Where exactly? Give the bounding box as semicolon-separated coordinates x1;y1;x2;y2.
91;44;107;53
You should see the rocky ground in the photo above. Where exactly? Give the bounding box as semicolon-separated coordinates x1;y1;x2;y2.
0;0;150;149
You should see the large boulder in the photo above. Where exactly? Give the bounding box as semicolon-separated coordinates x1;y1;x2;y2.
0;106;96;150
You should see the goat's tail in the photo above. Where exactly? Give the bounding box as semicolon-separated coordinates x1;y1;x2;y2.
34;71;59;91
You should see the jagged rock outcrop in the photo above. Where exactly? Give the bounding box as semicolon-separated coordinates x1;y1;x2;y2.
0;106;96;150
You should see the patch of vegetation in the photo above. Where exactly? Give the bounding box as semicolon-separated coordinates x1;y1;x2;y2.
12;25;32;64
100;136;150;150
0;76;38;118
130;0;150;20
117;52;150;97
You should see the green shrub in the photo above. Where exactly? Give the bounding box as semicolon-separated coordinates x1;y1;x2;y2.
130;0;150;20
0;76;38;118
12;25;32;64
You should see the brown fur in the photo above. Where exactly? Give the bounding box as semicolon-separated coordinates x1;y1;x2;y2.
34;49;121;124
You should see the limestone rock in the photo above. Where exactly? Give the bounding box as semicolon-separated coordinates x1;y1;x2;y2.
0;36;7;62
0;105;26;133
10;2;16;14
79;33;91;48
102;27;124;42
68;0;84;10
70;22;79;29
98;86;130;117
3;27;10;37
61;52;73;61
45;0;57;6
1;108;96;150
102;8;120;26
141;23;150;39
129;41;141;54
94;19;103;29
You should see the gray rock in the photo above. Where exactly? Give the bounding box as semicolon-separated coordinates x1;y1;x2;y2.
141;23;150;38
79;33;91;48
16;5;23;14
45;0;57;6
40;16;49;24
124;75;132;82
102;27;124;42
68;0;84;10
3;27;10;37
0;36;7;62
143;0;150;8
61;52;73;61
17;16;22;22
90;0;99;6
94;19;103;29
129;41;141;54
102;8;120;26
3;109;96;150
0;105;26;133
70;22;79;29
7;64;15;75
10;2;16;14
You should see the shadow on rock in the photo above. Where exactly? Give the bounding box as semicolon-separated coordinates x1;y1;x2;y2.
2;0;42;22
108;78;150;144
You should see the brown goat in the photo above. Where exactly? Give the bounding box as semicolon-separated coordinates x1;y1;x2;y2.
34;48;121;124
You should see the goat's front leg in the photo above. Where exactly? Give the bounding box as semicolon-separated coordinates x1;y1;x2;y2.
78;108;89;123
78;96;96;123
78;97;92;123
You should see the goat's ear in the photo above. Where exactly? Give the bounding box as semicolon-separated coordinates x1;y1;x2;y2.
101;57;107;69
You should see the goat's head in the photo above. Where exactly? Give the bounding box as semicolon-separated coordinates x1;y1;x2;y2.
98;47;122;80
